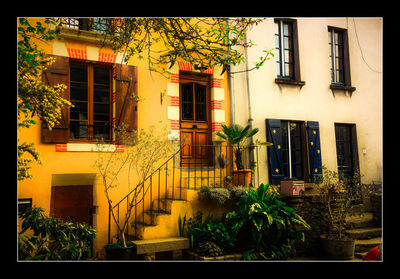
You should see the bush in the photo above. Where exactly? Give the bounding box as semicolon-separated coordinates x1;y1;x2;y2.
186;211;236;255
198;186;250;204
224;183;310;260
18;207;96;260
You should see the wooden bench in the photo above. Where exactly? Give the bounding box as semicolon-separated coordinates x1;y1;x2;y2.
131;237;189;260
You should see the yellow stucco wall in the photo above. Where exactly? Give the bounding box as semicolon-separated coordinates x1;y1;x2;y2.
18;18;232;259
231;18;382;185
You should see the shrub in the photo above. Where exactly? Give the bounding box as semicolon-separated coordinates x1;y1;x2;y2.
18;207;96;260
186;211;236;254
224;183;310;260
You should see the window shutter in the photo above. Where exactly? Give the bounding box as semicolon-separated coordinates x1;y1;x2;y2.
114;63;138;142
307;121;322;183
41;55;70;144
265;119;284;185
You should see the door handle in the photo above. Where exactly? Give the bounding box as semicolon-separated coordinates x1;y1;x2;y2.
192;124;197;129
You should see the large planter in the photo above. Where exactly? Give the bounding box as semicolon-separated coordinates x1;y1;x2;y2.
104;244;136;260
232;169;252;186
280;180;305;196
320;234;355;260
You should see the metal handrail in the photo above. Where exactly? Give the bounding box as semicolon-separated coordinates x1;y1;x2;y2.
108;143;260;243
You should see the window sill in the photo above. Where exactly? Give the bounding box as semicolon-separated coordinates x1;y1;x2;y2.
55;143;124;152
330;84;356;92
275;78;306;88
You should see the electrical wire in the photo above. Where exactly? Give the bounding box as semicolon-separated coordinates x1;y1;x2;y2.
350;18;382;74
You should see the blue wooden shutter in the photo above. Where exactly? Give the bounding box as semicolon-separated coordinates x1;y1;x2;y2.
307;121;322;183
265;119;284;185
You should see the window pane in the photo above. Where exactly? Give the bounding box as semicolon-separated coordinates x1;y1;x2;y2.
70;121;88;139
93;122;110;140
274;21;280;35
275;35;280;49
94;67;110;85
94;86;110;103
276;62;281;76
70;102;87;120
284;50;292;63
70;64;87;82
70;83;87;101
181;83;193;120
283;23;289;36
93;104;110;121
283;36;291;49
195;83;207;121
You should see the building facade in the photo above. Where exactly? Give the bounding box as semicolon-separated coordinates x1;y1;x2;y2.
18;17;383;259
230;17;382;186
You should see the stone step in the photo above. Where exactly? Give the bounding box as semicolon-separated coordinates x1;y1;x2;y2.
355;237;382;253
345;213;375;229
345;227;382;239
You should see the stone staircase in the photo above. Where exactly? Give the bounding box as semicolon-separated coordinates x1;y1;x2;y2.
128;173;225;240
345;212;382;260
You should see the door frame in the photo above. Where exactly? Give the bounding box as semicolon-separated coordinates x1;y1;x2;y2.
179;71;213;166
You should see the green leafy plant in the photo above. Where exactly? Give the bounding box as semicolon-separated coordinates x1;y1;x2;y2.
186;211;237;255
224;183;310;260
216;124;259;170
216;124;272;170
18;207;96;260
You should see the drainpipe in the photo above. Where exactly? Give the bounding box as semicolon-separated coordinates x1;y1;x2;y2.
227;19;234;125
244;32;257;178
244;32;254;145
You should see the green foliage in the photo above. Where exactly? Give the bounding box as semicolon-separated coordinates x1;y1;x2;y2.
100;18;271;77
216;124;259;170
18;18;71;181
186;211;237;254
18;207;96;260
225;183;310;260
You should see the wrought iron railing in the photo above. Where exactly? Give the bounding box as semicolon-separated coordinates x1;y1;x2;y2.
56;18;112;33
107;144;260;243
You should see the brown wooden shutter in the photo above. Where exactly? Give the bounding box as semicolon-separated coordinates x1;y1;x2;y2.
41;55;70;144
115;63;138;140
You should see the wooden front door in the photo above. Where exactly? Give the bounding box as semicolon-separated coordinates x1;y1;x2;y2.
180;72;212;166
50;185;93;225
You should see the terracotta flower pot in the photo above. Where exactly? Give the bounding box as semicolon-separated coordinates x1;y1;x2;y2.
320;234;355;260
232;169;252;186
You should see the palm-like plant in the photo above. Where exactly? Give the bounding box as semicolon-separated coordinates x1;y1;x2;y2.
216;124;260;170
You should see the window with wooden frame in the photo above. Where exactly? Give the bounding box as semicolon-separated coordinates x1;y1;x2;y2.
266;119;322;184
328;27;356;92
69;62;112;141
274;19;305;87
41;54;138;145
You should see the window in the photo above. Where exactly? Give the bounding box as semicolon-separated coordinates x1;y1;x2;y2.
181;83;207;121
274;19;304;87
60;18;110;33
280;121;306;180
329;28;345;84
69;63;112;141
334;123;359;179
328;27;356;92
266;119;322;184
275;20;294;79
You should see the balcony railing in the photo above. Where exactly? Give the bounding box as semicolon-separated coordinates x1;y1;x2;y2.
56;18;112;33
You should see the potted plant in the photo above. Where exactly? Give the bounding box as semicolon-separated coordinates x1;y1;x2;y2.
216;124;272;186
317;168;359;260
